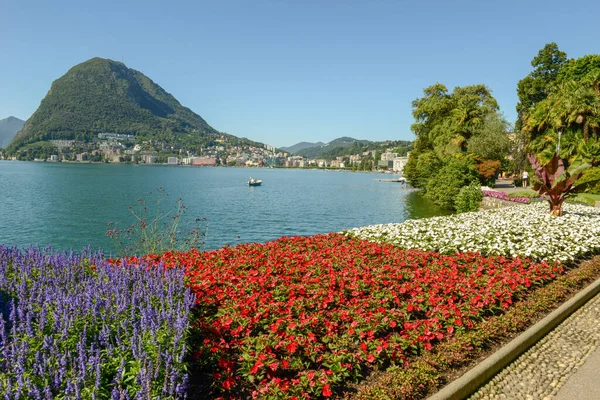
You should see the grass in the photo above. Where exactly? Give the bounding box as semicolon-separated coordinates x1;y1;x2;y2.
508;190;539;199
567;193;600;206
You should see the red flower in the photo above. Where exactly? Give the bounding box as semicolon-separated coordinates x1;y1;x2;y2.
135;232;561;398
286;341;298;354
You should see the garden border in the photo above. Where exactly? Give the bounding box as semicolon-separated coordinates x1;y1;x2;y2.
427;276;600;400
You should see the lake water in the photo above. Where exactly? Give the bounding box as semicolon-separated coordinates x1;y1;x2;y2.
0;161;449;253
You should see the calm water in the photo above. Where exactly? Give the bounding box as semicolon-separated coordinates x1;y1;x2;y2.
0;161;449;252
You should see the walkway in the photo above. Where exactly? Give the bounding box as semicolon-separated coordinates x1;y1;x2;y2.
468;291;600;400
492;179;537;195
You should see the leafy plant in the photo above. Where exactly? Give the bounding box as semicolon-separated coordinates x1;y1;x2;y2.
107;188;206;256
527;152;593;216
455;182;483;213
475;159;501;186
424;157;479;210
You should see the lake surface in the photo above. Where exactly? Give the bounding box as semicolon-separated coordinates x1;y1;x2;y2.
0;161;449;253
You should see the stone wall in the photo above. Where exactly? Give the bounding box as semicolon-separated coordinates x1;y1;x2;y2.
480;197;525;210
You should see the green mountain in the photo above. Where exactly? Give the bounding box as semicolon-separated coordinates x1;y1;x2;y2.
293;137;413;159
8;58;234;151
0;116;24;148
280;141;325;154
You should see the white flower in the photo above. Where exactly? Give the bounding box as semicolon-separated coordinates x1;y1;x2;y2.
346;203;600;262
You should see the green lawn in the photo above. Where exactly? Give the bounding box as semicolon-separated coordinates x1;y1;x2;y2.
568;193;600;206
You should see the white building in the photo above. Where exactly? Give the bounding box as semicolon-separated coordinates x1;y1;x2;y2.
392;157;409;173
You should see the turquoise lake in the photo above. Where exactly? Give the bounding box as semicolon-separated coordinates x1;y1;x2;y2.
0;161;449;253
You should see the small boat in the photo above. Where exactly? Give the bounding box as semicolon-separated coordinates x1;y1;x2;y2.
248;177;262;186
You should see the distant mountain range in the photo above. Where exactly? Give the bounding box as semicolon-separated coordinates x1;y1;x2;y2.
280;141;325;154
283;136;412;159
8;57;261;152
0;117;24;148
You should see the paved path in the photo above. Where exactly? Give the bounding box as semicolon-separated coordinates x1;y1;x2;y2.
468;292;600;400
492;179;538;195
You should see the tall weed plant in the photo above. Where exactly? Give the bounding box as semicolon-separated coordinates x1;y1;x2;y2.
107;188;206;256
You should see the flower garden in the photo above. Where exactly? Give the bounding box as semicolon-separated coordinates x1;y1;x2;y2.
347;203;600;262
2;203;600;398
481;190;533;204
0;247;194;399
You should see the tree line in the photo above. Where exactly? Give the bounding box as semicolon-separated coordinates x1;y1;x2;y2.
405;43;600;211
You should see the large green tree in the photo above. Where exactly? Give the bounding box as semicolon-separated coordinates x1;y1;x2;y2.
467;113;511;161
405;83;502;209
521;50;600;165
516;43;567;130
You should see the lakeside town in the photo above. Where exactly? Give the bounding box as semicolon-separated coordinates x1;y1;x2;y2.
3;0;600;393
0;132;410;172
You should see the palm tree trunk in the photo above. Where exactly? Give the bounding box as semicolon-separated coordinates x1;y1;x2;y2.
584;123;589;143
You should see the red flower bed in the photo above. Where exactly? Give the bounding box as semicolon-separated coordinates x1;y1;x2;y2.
145;233;561;399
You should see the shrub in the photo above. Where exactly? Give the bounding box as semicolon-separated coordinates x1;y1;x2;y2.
579;167;600;194
405;151;443;188
425;157;479;210
455;182;484;213
475;159;501;187
528;153;595;216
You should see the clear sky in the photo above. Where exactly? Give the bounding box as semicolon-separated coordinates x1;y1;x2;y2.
1;0;599;148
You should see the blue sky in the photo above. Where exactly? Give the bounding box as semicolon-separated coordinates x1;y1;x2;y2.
1;0;599;147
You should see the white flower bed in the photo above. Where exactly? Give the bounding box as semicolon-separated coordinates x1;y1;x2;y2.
346;203;600;262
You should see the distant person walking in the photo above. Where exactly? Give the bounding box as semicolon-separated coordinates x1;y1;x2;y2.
522;170;529;188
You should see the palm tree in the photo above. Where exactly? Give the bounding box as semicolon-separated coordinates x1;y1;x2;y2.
554;81;600;143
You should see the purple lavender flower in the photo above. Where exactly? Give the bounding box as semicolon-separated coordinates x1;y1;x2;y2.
0;246;193;398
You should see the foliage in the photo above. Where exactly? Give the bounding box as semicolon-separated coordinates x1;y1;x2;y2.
475;159;501;186
521;49;600;163
139;233;559;399
347;202;600;262
528;153;593;216
516;43;567;130
294;138;413;160
13;141;58;161
579;166;600;194
405;82;502;207
455;182;484;213
558;54;600;88
0;246;194;398
107;188;206;257
410;83;498;158
404;151;441;188
424;157;479;210
508;130;530;175
467;113;511;161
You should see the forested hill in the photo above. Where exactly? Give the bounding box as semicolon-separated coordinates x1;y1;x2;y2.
294;137;413;159
280;141;325;154
8;58;232;151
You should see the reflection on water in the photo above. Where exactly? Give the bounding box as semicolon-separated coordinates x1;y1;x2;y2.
403;190;453;220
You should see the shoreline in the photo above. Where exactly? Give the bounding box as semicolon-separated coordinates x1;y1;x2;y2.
0;158;402;174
